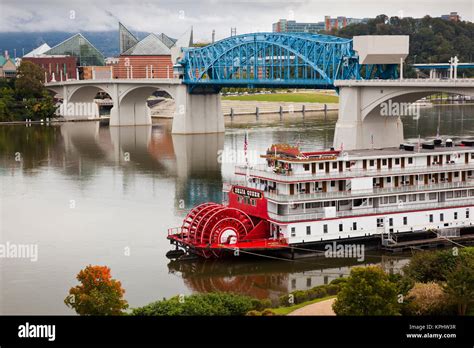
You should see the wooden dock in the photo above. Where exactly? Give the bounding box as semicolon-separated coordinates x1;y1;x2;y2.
381;233;474;252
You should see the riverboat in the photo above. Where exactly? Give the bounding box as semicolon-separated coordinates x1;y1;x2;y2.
167;140;474;258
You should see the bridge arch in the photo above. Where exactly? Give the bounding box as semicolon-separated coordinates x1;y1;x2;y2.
362;88;474;120
181;32;359;89
114;85;177;126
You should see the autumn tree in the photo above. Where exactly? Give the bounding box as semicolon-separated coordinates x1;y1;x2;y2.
65;265;128;316
332;266;400;316
405;282;450;315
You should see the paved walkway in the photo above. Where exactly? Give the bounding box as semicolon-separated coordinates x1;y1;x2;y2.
287;298;336;316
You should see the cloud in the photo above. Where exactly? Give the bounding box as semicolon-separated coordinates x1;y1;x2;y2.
1;0;473;42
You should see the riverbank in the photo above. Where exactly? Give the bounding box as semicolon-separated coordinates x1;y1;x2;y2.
222;92;339;103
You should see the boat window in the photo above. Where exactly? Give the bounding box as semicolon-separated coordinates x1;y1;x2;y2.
454;212;458;220
403;217;408;225
339;224;343;232
332;162;337;169
291;227;296;237
429;214;434;222
306;226;311;235
408;157;413;164
440;213;444;222
323;224;328;234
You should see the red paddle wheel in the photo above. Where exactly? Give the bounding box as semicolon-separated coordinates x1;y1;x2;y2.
179;203;255;258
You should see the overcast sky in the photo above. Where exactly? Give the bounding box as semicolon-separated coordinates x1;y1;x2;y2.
1;0;473;41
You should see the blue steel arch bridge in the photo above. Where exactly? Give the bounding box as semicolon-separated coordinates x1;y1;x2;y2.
179;32;398;93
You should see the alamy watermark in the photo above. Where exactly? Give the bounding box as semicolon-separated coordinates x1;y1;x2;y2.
380;100;420;120
0;241;38;262
324;241;365;262
57;102;99;117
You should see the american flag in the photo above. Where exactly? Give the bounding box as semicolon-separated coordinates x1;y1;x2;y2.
244;131;248;166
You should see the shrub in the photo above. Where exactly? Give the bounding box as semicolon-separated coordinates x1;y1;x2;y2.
332;266;400;316
292;290;309;304
251;298;272;311
245;310;262;316
261;309;276;316
404;282;451;315
132;292;256;316
307;286;327;300
325;284;340;296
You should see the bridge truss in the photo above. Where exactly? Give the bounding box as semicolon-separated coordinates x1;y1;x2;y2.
180;32;397;92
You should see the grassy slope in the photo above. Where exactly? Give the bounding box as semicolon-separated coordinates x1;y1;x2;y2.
222;93;339;104
271;295;337;316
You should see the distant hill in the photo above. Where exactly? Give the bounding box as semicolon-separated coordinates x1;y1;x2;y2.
0;30;149;58
328;15;474;77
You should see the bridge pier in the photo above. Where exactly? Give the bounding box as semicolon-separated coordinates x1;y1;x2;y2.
171;85;224;134
333;86;404;150
110;85;152;126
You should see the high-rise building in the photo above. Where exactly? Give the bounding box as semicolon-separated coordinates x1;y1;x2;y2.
273;17;367;34
324;16;366;31
272;19;325;34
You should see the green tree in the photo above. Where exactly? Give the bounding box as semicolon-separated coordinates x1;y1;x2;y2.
332;266;400;316
443;254;474;316
64;265;128;316
15;61;46;99
0;86;16;122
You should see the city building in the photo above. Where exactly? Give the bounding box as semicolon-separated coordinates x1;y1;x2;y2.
114;23;192;79
0;51;17;78
273;19;325;33
22;55;77;82
44;33;105;66
23;43;51;57
273;17;367;34
440;12;461;22
324;16;366;31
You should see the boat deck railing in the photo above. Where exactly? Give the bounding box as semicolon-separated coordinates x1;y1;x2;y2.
263;180;474;202
235;162;474;182
268;197;474;222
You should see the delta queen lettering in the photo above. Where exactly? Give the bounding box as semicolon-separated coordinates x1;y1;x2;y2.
233;187;262;199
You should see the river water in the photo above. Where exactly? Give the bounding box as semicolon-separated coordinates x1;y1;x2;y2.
0;104;473;314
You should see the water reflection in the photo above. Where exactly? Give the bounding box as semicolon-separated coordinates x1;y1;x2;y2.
168;255;409;300
0;105;473;314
